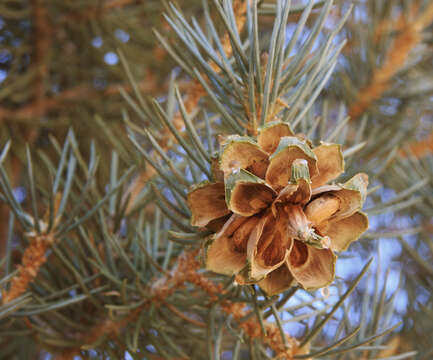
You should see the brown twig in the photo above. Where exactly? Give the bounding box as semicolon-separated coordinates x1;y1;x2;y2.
2;194;62;304
375;335;401;358
373;5;419;43
164;301;207;328
54;249;305;359
0;0;52;258
348;2;433;120
31;0;51;124
53;249;201;359
1;232;54;304
401;130;433;158
0;75;160;123
57;0;146;26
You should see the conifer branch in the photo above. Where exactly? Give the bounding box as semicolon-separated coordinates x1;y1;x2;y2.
1;195;61;304
1;1;431;358
348;2;433;120
401;130;433;158
0;75;160;123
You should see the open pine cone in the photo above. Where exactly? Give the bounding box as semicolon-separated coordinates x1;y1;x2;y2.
187;121;368;295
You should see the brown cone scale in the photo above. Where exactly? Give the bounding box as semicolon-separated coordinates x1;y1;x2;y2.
187;122;369;295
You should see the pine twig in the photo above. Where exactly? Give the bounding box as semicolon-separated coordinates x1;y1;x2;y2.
2;194;62;304
171;0;248;128
52;248;306;359
0;74;159;123
348;2;433;120
57;0;148;26
401;130;433;158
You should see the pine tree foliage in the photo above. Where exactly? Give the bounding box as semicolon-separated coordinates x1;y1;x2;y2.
0;0;432;359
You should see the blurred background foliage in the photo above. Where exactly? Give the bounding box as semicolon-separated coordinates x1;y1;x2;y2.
0;0;432;359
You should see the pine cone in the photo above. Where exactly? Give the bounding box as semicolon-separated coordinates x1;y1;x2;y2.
187;121;368;295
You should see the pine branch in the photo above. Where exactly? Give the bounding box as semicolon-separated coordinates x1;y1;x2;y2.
57;0;149;26
1;1;429;358
1;194;61;304
0;75;160;123
50;247;309;359
401;130;433;158
31;0;51;124
348;2;433;120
